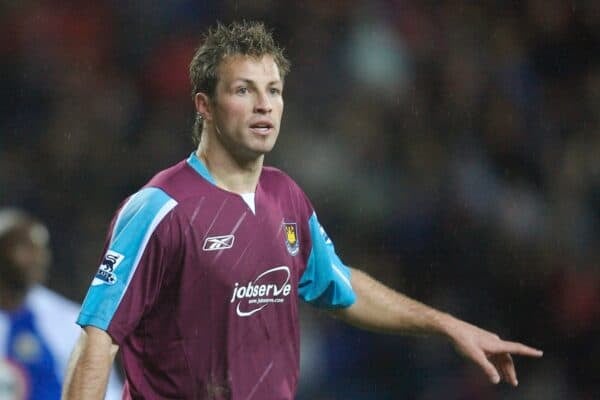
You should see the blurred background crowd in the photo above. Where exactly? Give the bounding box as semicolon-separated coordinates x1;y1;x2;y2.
1;0;598;399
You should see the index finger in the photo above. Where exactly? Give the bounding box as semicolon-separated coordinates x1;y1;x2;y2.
496;341;543;357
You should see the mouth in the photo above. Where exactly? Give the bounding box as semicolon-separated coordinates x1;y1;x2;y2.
249;121;274;135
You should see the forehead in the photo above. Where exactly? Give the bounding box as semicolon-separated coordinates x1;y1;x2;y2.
216;54;281;83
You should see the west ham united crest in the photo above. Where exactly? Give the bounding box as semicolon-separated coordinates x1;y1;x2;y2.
283;222;299;256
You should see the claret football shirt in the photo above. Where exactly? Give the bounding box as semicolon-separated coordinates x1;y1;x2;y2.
78;152;356;399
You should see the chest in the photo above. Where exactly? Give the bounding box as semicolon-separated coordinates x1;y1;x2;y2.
171;193;307;303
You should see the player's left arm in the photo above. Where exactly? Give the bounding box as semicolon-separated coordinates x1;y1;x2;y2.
330;268;543;386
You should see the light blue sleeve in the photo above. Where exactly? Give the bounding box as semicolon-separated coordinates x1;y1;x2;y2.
77;187;177;330
298;213;356;308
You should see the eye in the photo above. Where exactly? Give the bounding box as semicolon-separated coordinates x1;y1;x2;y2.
270;87;282;95
236;87;248;95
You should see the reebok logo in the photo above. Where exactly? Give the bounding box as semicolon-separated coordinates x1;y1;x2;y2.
230;266;292;317
203;235;235;251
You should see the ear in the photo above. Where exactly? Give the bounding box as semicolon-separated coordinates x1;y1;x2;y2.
194;92;213;122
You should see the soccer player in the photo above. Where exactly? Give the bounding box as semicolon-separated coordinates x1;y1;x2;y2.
62;21;542;399
0;208;122;399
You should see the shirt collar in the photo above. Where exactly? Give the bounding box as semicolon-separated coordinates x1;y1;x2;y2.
186;152;216;185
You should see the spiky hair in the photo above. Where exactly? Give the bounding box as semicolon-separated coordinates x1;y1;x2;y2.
189;21;290;145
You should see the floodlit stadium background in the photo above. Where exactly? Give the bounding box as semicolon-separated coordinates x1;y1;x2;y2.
1;1;598;399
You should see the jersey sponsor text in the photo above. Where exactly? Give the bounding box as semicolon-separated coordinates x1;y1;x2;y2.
230;266;292;317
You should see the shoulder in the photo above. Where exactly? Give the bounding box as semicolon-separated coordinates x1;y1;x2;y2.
106;156;212;242
261;166;305;193
102;187;180;257
113;159;189;224
145;157;211;202
116;187;178;228
261;166;315;215
146;159;188;191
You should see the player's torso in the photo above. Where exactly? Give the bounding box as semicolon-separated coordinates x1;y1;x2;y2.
130;175;307;399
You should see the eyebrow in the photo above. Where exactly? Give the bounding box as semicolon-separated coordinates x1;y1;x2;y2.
232;78;282;86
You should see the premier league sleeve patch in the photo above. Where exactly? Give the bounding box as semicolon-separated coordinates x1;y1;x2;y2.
92;250;125;286
283;222;299;256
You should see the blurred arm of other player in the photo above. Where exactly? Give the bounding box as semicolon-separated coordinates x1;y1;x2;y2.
62;326;118;400
330;268;543;387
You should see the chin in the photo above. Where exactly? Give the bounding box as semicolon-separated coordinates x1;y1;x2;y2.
250;139;278;154
250;147;274;158
236;144;273;161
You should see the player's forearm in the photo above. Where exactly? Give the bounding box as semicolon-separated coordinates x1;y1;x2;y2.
62;327;118;400
332;268;456;336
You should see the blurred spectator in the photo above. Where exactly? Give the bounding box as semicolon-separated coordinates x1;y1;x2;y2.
0;208;122;399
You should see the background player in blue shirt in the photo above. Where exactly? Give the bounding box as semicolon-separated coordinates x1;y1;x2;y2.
62;21;543;399
0;208;122;400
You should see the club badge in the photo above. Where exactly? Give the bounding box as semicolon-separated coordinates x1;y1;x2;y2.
283;222;299;256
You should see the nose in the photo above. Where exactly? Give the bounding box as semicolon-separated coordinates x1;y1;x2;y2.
254;91;272;114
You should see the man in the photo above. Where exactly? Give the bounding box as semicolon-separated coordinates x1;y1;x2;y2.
0;208;122;399
62;21;542;399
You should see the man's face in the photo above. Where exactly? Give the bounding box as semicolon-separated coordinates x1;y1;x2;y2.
209;54;284;162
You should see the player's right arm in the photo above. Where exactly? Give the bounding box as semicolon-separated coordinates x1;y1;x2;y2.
62;326;119;400
62;187;176;399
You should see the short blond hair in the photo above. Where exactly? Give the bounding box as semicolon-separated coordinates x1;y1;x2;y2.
189;21;291;145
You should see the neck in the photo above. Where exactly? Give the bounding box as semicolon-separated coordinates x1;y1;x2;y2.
197;135;263;194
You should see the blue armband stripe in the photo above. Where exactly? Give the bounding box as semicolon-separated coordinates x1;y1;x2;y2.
77;187;177;330
299;213;356;308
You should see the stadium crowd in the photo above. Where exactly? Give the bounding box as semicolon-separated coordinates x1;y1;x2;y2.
1;1;598;399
